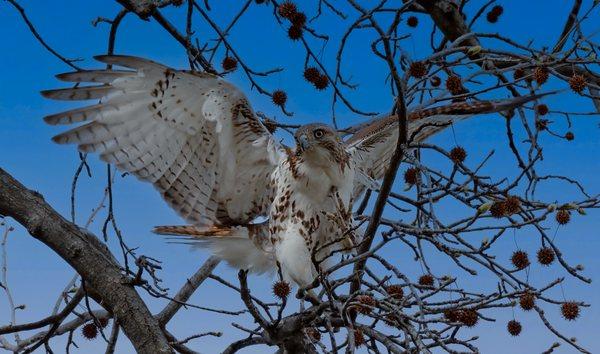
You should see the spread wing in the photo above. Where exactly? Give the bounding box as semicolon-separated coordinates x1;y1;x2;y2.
42;55;281;226
346;95;546;197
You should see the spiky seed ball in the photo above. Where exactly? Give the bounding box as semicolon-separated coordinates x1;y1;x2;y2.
384;314;399;327
519;293;536;311
450;146;467;164
556;209;571;225
536;119;549;131
355;295;376;315
290;11;306;27
536;104;549;116
221;56;238;71
490;201;507;218
353;329;365;346
486;12;499;23
81;323;98;340
306;327;321;341
288;25;303;40
490;5;504;16
537;247;555;266
303;67;320;83
507;320;522;336
407;16;418;27
569;74;586;94
313;74;329;90
404;167;419;185
504;196;521;215
272;280;291;299
358;294;376;307
418;274;434;287
533;67;549;85
565;131;575;141
386;284;404;300
511;250;530;270
430;76;441;87
444;309;460;322
459;309;479;327
486;5;503;23
272;90;287;106
409;61;427;78
278;1;297;19
561;302;580;321
98;318;109;329
446;75;463;95
513;68;525;81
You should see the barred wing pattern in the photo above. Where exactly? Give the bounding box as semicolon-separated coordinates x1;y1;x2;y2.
42;55;280;226
347;96;542;197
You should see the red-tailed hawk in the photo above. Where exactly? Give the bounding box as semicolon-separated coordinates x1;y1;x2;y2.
42;55;538;287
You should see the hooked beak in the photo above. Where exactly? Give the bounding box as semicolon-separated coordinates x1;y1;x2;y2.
298;134;310;151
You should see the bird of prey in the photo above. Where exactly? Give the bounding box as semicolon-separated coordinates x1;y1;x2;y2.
42;55;538;287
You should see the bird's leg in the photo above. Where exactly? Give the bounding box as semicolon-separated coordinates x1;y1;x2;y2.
322;192;356;254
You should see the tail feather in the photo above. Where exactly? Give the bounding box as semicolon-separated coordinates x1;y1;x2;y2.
153;223;275;274
153;225;234;237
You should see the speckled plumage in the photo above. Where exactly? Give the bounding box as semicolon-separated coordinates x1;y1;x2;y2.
43;55;542;287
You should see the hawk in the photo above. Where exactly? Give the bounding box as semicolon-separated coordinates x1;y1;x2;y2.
42;55;538;287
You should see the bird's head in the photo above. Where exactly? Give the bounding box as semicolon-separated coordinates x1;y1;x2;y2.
294;123;347;167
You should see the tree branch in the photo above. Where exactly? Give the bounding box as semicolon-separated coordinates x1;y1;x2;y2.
0;168;174;354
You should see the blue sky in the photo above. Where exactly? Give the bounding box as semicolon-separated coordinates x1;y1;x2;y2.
1;1;599;353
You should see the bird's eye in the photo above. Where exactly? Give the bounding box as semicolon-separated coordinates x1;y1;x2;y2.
313;129;325;139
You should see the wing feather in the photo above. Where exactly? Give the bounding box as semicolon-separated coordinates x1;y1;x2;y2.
347;95;548;197
41;86;119;101
43;55;281;225
56;70;136;83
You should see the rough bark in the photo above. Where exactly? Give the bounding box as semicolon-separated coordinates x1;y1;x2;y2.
416;0;480;47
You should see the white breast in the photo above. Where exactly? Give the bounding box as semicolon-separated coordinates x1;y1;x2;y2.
295;160;355;205
269;158;355;286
